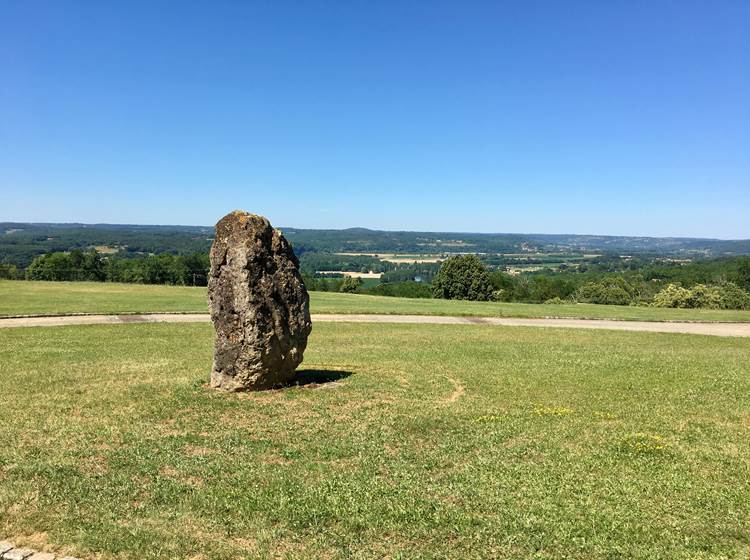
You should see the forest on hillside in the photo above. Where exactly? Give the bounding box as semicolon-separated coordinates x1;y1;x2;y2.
2;222;750;309
2;222;750;268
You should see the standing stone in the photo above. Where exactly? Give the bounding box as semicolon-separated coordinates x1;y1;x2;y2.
208;211;312;390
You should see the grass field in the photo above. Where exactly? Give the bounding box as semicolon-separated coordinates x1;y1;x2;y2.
2;280;750;322
1;322;748;559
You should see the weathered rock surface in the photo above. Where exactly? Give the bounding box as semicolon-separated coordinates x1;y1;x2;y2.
208;211;312;390
3;548;35;560
0;540;79;560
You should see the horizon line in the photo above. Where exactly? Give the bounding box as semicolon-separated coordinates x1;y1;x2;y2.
1;219;748;242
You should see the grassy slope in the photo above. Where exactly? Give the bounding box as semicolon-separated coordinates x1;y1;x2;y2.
1;322;748;559
3;280;750;322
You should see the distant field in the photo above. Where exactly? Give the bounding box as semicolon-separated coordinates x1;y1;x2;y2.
334;252;444;263
2;280;750;322
316;270;383;279
1;322;748;559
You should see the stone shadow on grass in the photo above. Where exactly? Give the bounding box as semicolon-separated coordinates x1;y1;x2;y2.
285;369;354;389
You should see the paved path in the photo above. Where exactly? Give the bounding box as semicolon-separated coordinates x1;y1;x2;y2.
1;313;749;337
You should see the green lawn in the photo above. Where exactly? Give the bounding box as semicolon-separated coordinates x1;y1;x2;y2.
3;280;750;322
311;291;750;322
1;323;748;558
0;280;208;317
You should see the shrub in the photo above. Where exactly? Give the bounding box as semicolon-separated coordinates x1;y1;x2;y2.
490;289;509;302
575;281;632;306
432;255;493;301
544;297;566;305
652;282;750;310
652;283;693;308
716;282;750;310
688;284;723;309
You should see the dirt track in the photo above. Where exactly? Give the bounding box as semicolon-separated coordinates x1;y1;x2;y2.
0;313;749;337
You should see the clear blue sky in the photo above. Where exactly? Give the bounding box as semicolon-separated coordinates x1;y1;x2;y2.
1;1;748;238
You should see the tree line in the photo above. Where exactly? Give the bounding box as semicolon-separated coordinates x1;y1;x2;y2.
7;249;750;310
429;255;750;309
20;249;210;286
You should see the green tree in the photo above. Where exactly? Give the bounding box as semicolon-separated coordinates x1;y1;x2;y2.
735;258;750;291
26;252;74;281
0;263;19;279
340;276;362;293
488;270;516;301
432;255;493;301
80;249;105;281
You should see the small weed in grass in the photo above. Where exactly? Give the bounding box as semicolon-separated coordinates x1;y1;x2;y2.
618;433;670;455
533;405;575;416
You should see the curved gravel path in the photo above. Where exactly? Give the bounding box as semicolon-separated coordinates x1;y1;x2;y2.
0;313;749;337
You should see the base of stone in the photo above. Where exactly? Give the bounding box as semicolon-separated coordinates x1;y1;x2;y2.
210;368;297;392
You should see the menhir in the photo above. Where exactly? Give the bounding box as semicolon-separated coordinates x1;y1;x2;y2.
208;211;312;390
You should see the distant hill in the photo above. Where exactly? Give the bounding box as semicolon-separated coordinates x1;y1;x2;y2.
1;222;749;268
